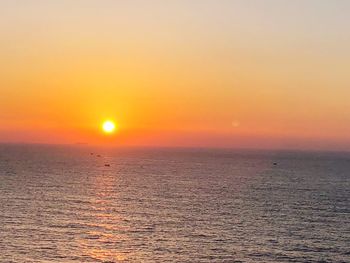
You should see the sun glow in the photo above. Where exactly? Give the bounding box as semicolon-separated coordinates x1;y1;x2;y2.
102;120;116;134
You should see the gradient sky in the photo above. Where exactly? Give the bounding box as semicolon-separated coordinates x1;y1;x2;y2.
1;0;350;149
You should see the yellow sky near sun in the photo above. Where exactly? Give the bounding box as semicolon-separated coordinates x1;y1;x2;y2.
1;0;350;149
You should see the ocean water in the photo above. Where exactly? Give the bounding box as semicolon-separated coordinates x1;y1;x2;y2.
0;144;349;263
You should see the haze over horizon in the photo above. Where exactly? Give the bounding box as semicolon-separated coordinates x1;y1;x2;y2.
1;0;350;150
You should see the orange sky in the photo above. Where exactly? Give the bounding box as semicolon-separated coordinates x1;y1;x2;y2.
1;1;350;150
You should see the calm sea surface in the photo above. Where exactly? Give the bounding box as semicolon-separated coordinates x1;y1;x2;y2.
0;144;349;262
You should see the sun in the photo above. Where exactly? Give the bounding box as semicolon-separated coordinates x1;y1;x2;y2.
102;120;116;134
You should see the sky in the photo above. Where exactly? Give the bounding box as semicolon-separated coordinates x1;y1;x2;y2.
1;0;350;150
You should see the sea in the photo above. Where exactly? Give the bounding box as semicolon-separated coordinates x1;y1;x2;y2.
0;144;349;262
